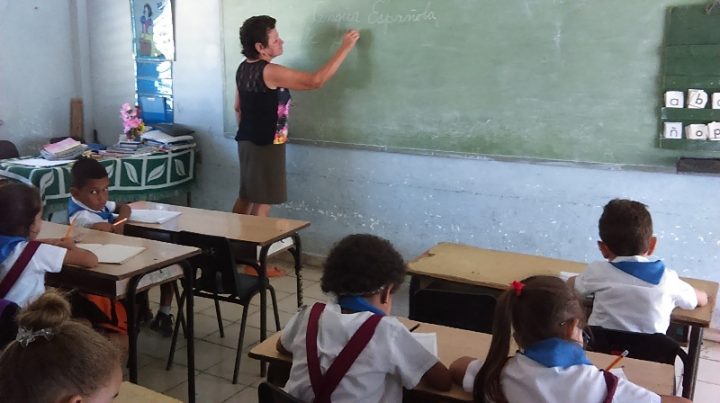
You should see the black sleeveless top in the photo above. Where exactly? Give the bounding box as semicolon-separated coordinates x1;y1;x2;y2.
235;60;291;145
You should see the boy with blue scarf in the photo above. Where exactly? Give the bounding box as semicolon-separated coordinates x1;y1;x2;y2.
569;198;707;334
68;158;131;233
68;158;175;336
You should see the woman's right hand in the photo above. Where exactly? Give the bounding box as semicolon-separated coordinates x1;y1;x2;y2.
341;29;360;50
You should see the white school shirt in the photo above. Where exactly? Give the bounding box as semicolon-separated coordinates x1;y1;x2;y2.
0;241;66;307
462;355;660;403
574;256;697;333
281;301;438;403
68;197;116;228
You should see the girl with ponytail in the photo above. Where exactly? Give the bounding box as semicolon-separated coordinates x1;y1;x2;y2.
0;291;122;403
449;276;690;403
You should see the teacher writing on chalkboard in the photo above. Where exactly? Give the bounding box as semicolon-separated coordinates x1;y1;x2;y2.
232;15;359;217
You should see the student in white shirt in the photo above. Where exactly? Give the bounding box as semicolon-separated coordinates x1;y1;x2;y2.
68;157;175;337
277;234;451;403
449;276;690;403
0;183;97;308
568;199;708;334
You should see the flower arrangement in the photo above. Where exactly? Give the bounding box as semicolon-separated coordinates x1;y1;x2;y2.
120;103;145;141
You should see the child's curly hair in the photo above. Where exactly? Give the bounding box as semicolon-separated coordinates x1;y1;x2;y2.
321;234;406;296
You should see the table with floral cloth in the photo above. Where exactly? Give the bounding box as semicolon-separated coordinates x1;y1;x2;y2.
0;149;195;215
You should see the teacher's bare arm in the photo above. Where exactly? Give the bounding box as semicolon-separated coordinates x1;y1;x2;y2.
264;30;360;90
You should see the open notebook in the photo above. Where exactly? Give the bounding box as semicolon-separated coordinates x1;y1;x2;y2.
130;209;182;224
77;244;146;264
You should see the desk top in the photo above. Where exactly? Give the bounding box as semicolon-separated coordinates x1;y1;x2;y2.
248;318;674;401
39;221;199;297
408;242;718;327
128;201;311;246
117;382;181;403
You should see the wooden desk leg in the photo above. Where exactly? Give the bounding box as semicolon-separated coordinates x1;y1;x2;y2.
258;245;271;378
290;233;303;307
180;260;196;403
682;326;703;399
186;191;192;207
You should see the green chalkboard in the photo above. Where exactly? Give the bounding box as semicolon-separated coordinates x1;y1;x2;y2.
222;0;716;167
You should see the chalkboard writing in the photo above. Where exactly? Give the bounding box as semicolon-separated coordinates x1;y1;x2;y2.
222;0;715;166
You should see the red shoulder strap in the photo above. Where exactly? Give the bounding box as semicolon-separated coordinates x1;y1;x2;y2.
601;370;618;403
306;303;326;399
305;302;384;403
0;241;41;298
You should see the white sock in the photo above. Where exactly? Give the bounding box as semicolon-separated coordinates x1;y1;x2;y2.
159;305;171;315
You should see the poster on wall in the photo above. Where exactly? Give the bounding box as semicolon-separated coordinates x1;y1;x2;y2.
131;0;175;60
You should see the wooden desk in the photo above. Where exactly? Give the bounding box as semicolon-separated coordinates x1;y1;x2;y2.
125;201;311;344
39;222;200;403
117;382;181;403
248;319;674;401
407;242;719;399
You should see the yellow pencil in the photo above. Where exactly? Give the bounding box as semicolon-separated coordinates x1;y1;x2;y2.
112;218;128;227
63;218;76;239
605;350;628;371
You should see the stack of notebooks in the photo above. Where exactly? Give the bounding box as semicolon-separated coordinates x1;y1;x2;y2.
142;130;196;151
40;138;87;160
101;141;158;157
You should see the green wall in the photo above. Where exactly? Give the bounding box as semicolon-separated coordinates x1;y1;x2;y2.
223;0;713;166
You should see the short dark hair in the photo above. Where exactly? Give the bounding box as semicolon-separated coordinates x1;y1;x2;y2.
0;183;41;237
599;198;653;256
321;234;406;296
70;158;108;189
239;15;276;59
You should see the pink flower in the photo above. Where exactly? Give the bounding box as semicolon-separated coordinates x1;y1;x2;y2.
120;103;145;137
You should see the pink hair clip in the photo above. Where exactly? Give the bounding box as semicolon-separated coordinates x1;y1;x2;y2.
510;280;524;296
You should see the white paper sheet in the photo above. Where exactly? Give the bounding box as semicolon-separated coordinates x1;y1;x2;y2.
6;158;74;167
130;209;182;224
77;243;145;264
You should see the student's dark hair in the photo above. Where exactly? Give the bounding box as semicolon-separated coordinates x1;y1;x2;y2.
70;157;108;189
239;15;276;59
0;291;120;403
598;198;653;257
321;234;406;296
0;183;41;237
473;276;585;403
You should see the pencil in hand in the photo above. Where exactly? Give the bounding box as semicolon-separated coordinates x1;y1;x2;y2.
112;218;128;227
63;218;77;239
605;350;628;371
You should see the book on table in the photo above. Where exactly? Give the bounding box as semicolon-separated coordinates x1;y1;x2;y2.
129;209;182;224
77;244;145;264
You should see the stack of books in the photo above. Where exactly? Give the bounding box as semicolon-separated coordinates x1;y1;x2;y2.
40;138;87;160
142;130;196;151
101;140;158;157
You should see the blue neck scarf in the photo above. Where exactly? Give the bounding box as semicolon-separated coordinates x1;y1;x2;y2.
67;198;114;223
610;259;665;285
523;338;591;369
337;295;385;316
0;235;27;264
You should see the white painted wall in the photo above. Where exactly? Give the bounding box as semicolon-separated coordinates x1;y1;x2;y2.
0;0;80;153
86;0;135;145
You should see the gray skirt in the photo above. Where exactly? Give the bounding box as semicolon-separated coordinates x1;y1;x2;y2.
237;141;287;204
